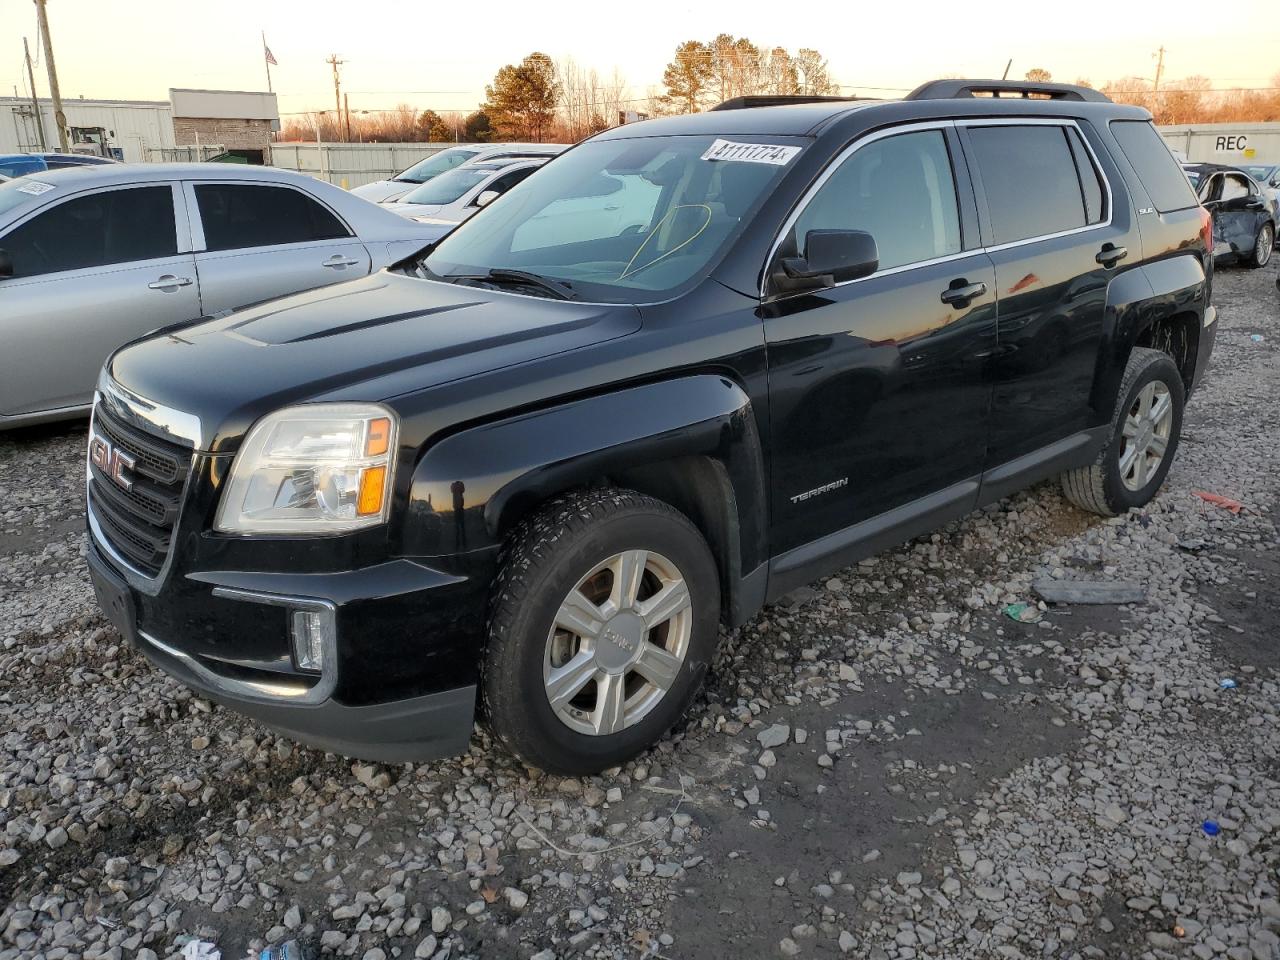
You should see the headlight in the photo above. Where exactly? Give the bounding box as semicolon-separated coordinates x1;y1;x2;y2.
214;403;397;534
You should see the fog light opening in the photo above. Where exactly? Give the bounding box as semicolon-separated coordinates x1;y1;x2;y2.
291;608;332;674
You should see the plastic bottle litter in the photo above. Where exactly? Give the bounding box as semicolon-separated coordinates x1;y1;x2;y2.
1251;334;1265;342
1220;678;1238;690
1202;820;1221;836
259;940;316;960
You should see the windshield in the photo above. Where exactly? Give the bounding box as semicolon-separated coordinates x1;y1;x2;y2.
400;168;491;205
1239;164;1275;181
393;149;479;184
422;135;800;303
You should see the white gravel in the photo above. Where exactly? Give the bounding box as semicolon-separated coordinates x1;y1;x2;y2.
1;266;1278;959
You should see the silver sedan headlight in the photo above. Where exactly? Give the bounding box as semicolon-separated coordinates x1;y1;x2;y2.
214;403;397;535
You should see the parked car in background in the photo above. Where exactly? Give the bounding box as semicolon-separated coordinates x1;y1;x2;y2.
351;143;566;203
0;164;444;428
1184;163;1275;267
384;158;547;236
0;152;120;178
1238;162;1280;225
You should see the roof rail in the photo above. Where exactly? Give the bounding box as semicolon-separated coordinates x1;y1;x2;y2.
710;94;867;111
905;79;1112;104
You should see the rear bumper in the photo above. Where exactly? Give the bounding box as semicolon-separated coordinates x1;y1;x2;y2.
87;537;479;763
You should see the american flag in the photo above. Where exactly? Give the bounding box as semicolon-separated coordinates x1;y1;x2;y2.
264;43;278;66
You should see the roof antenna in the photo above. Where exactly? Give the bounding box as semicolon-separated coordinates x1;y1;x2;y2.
1001;59;1012;80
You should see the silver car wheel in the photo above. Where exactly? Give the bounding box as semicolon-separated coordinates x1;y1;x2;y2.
1118;380;1173;492
542;550;692;737
1257;224;1274;266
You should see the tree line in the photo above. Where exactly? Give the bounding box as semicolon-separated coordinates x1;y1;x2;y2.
279;53;1280;144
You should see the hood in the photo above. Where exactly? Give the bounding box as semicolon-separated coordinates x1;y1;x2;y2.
107;271;642;453
387;202;444;219
350;180;415;203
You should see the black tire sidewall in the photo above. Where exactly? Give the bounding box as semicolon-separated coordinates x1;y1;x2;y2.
491;508;720;774
1102;354;1185;512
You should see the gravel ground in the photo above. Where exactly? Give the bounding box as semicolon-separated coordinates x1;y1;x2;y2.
2;266;1279;960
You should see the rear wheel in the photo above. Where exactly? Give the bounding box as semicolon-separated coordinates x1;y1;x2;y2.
1061;347;1184;516
1247;222;1274;268
483;489;720;774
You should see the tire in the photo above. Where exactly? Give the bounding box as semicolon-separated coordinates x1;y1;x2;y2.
1247;221;1274;268
482;488;721;774
1061;346;1185;517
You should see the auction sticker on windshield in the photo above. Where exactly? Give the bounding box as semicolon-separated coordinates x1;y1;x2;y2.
16;181;56;196
700;139;801;165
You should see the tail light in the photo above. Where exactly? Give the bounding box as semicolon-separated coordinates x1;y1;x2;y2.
1198;206;1213;252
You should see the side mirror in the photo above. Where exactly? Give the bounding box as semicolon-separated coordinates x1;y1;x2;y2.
778;229;878;291
475;190;501;208
0;249;12;279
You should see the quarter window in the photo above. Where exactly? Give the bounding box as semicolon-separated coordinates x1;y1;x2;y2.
2;185;177;278
967;125;1090;244
793;129;962;272
195;184;349;252
1109;120;1199;214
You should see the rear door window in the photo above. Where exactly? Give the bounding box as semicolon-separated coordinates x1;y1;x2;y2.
2;185;177;278
1109;120;1199;213
966;125;1089;245
195;183;349;252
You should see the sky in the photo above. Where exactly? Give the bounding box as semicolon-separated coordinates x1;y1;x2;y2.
4;0;1277;117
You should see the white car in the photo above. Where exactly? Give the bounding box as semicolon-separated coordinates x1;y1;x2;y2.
352;143;566;204
383;158;548;237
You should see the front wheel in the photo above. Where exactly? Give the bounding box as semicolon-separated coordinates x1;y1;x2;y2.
482;489;720;774
1061;347;1185;517
1247;222;1274;268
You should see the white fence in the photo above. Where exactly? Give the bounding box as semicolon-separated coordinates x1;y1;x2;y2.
1157;123;1280;165
267;142;457;188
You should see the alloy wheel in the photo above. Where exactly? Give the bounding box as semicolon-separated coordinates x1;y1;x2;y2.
1257;225;1274;267
1118;379;1174;492
542;550;692;736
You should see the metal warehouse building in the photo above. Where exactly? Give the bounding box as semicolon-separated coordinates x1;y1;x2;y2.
0;88;278;163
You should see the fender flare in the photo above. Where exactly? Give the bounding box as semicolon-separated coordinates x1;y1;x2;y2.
1094;254;1207;413
400;375;769;610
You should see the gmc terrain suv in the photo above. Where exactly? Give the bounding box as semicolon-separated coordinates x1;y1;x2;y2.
87;80;1216;774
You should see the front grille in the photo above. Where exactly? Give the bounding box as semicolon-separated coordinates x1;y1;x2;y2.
88;403;194;577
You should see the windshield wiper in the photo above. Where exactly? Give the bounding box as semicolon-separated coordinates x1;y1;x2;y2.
456;269;580;301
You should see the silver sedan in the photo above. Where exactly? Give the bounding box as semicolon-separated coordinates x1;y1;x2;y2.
0;164;442;429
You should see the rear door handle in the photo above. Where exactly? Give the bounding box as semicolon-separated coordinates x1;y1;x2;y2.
148;275;193;291
323;255;361;269
940;280;987;307
1095;244;1128;268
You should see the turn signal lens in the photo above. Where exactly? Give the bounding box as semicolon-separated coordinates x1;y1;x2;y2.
357;465;387;516
365;417;391;457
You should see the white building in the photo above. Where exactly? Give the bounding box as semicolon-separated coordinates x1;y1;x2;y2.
1;89;279;163
0;95;175;162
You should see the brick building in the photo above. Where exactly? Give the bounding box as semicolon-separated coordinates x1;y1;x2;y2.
169;89;280;163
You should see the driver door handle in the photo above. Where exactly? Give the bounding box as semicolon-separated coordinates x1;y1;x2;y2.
940;280;987;307
148;275;193;291
322;255;361;269
1095;243;1128;268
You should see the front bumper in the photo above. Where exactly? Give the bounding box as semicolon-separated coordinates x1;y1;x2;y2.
87;534;483;763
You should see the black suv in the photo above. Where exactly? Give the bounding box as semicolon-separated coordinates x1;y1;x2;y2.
86;80;1216;774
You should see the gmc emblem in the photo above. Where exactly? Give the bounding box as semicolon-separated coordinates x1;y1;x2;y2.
89;434;136;492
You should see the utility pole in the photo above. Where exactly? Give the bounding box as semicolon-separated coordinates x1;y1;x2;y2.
33;0;69;152
326;54;345;141
344;92;351;142
1152;46;1166;95
23;36;48;150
